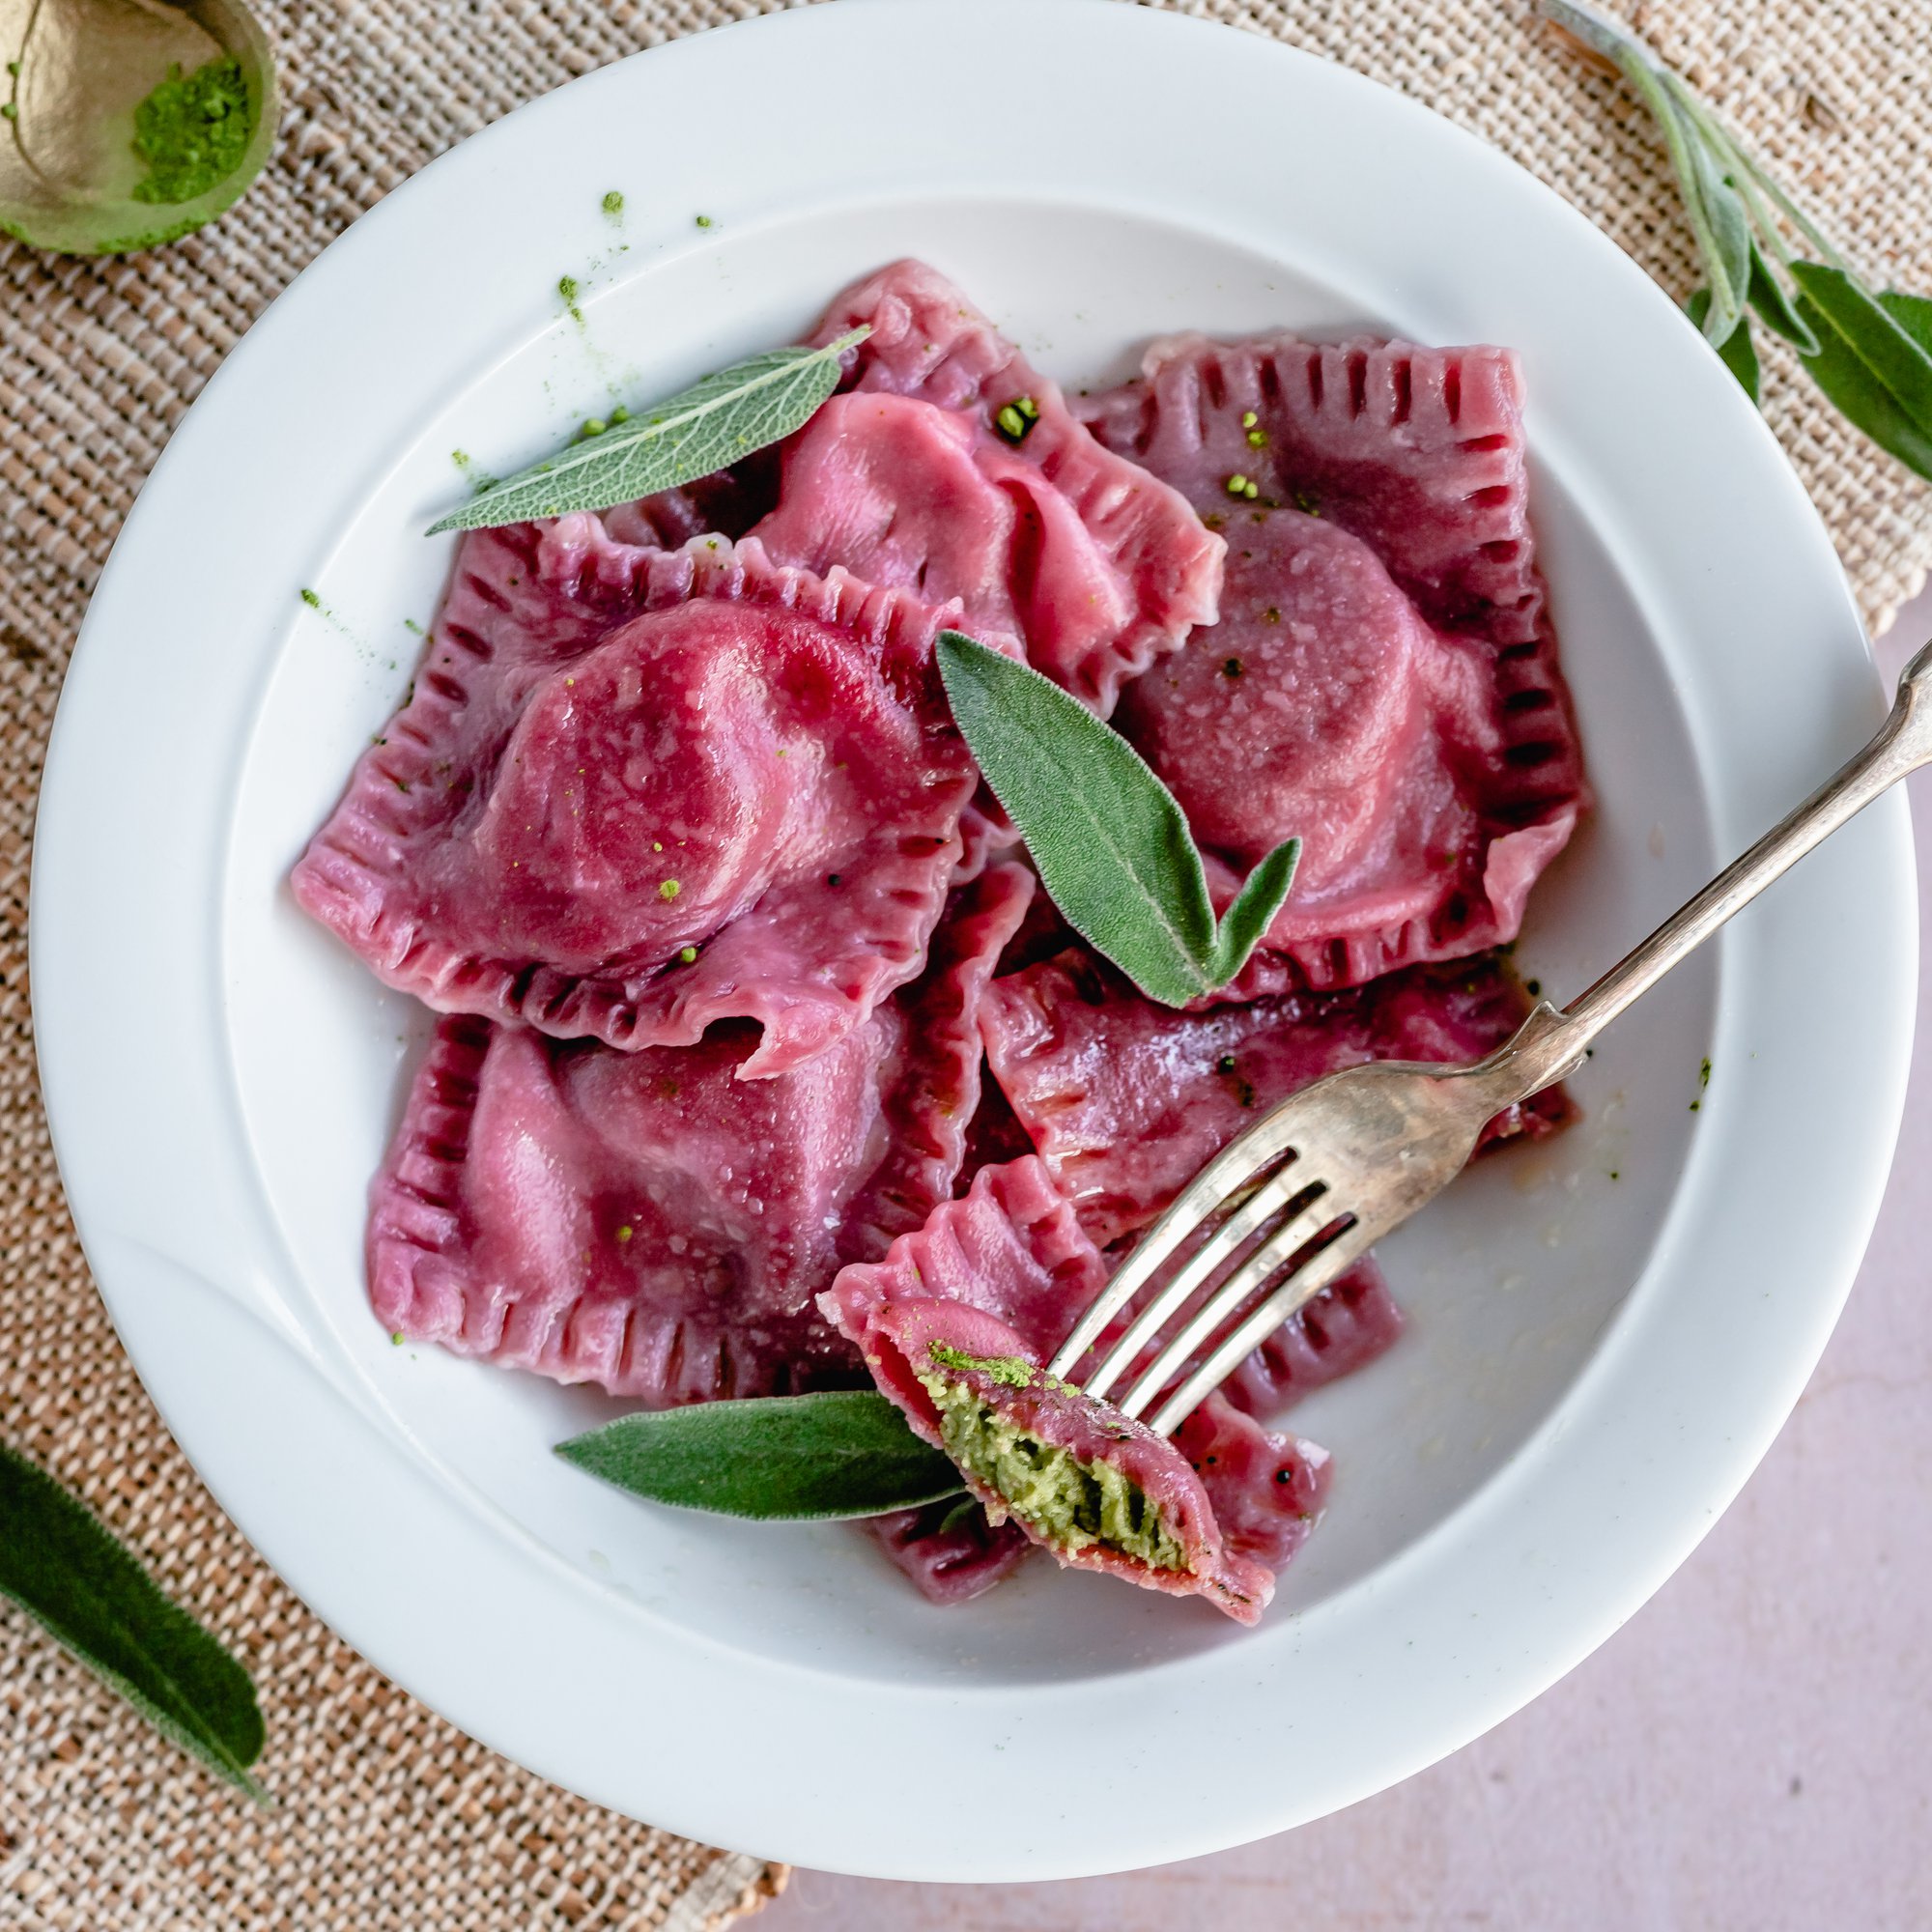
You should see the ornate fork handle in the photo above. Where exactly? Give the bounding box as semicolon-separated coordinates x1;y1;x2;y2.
1469;637;1932;1115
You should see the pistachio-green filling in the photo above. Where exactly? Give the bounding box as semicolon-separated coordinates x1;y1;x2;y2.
926;1343;1037;1388
916;1364;1189;1573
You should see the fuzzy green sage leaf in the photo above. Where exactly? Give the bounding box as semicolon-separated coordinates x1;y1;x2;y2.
935;632;1300;1007
1577;26;1745;347
1541;0;1932;485
428;327;869;534
555;1391;965;1521
1882;292;1932;358
1680;120;1752;338
0;1440;267;1799
1789;263;1932;460
1687;290;1761;403
1790;277;1932;481
1747;243;1821;355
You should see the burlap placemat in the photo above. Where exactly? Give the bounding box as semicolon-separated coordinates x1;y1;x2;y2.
2;1;1927;1925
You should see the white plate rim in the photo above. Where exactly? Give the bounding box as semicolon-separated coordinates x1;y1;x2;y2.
31;0;1917;1880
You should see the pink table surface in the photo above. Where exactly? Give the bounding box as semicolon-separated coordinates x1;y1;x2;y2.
762;585;1932;1932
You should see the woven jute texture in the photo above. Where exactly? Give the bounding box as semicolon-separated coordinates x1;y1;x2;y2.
2;1;1928;1926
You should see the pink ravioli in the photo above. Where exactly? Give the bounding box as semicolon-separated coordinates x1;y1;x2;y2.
845;1296;1276;1624
825;1157;1329;1619
980;946;1568;1247
600;450;780;552
1120;512;1574;984
824;1155;1103;1363
1213;1261;1406;1422
366;865;1033;1405
863;1383;1329;1598
294;527;991;1076
1173;1393;1330;1574
859;1500;1033;1607
943;927;1399;1430
753;392;1163;720
1083;332;1585;986
1079;331;1565;647
799;260;1224;713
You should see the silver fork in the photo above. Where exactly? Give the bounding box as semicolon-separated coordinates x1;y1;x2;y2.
1050;639;1932;1437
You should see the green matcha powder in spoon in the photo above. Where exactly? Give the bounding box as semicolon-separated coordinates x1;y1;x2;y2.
0;0;277;255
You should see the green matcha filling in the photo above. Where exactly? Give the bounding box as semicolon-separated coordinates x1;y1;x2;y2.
916;1358;1189;1573
926;1343;1037;1388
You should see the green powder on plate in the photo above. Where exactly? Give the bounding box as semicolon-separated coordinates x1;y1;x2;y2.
131;58;252;206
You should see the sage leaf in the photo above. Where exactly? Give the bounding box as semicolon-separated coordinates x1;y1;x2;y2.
1683;137;1752;335
934;1495;984;1536
1687;291;1761;403
1789;264;1932;440
428;327;868;534
1596;43;1743;345
555;1392;965;1521
1209;837;1304;986
938;635;1209;1003
1717;317;1761;403
0;1441;267;1800
1747;244;1821;355
1542;1;1932;477
935;633;1300;1007
1880;290;1932;357
1791;270;1932;482
1795;319;1932;480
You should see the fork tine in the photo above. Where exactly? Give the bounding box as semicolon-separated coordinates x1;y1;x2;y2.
1143;1220;1379;1437
1078;1160;1321;1401
1044;1112;1304;1378
1110;1191;1344;1418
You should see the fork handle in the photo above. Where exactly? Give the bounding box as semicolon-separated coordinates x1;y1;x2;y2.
1482;636;1932;1104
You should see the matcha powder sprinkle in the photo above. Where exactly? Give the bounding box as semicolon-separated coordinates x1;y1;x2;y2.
130;58;252;206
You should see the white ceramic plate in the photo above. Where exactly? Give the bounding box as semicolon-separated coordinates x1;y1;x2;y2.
33;0;1916;1881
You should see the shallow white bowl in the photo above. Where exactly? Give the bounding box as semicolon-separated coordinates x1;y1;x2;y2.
32;0;1915;1881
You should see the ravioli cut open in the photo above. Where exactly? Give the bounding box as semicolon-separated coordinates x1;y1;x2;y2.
295;528;992;1075
802;259;1225;713
368;866;1032;1405
855;1297;1275;1623
825;1157;1331;1620
1082;330;1586;986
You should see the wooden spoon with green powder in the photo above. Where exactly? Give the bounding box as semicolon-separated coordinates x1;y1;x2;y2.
0;0;276;255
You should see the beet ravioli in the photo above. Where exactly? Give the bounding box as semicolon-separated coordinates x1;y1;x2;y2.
297;263;1584;1624
823;1163;1329;1623
368;867;1032;1404
296;531;999;1075
1082;331;1586;989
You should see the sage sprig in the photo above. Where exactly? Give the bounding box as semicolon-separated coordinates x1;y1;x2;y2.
1541;0;1932;483
556;1391;965;1520
427;327;869;534
0;1440;268;1800
936;633;1300;1007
